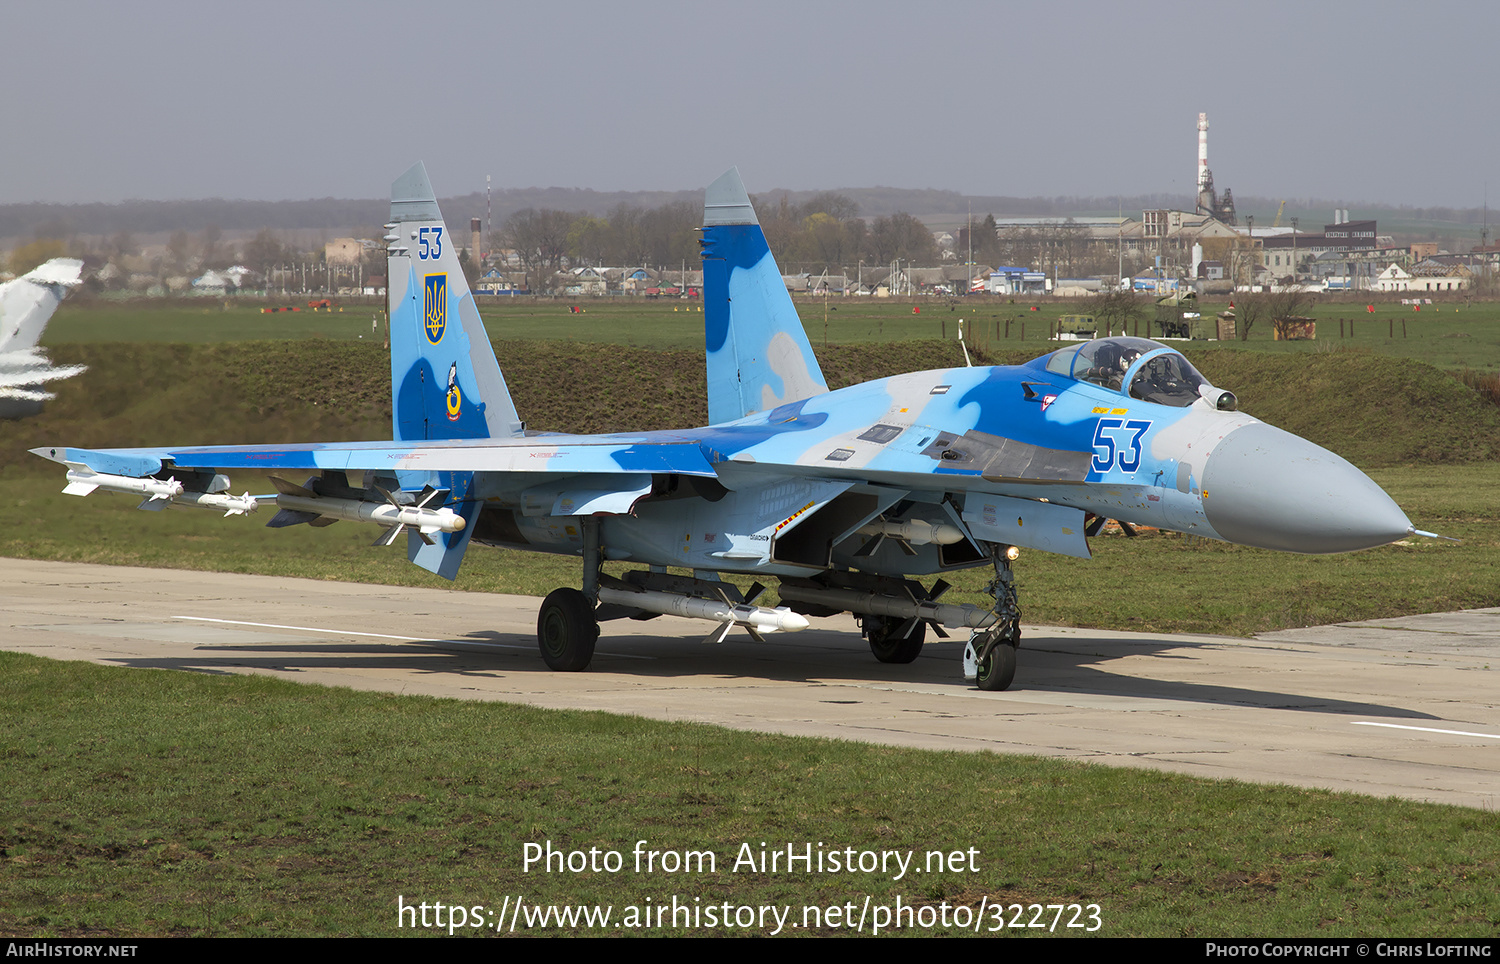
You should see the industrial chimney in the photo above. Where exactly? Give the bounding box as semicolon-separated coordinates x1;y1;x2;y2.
1194;112;1237;226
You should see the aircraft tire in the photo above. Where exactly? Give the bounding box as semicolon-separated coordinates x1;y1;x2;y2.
537;588;598;672
866;616;924;664
975;640;1017;691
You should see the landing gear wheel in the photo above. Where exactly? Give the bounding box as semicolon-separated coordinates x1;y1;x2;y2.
865;616;925;664
975;639;1017;692
537;588;598;672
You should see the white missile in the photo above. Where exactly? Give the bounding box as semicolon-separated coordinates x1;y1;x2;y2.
170;491;260;516
64;466;183;501
273;492;466;535
855;519;965;546
64;464;259;516
776;584;995;631
596;586;809;641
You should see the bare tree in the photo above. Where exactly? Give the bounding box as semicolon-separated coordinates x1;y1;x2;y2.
605;203;648;266
167;230;192;272
199;225;224;269
244;229;285;275
866;212;938;264
566;215;610;266
1086;289;1145;337
1264;288;1314;340
1231;293;1265;342
504;208;575;275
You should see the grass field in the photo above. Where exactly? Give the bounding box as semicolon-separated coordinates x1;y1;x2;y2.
43;295;1500;371
3;651;1498;937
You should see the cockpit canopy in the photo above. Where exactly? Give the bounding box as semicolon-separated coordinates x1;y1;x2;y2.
1045;336;1232;409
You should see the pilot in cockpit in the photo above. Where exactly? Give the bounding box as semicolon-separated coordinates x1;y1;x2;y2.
1079;342;1142;392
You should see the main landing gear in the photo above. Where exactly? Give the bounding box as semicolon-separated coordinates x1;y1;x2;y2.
862;614;925;664
537;588;598;672
532;519;806;672
538;519;604;672
530;519;1024;691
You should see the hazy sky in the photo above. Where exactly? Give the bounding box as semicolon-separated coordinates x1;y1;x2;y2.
4;0;1496;208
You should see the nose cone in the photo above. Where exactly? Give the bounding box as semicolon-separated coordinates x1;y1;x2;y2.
1201;423;1411;554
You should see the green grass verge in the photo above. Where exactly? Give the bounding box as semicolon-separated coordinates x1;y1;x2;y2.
3;651;1497;937
7;338;1499;476
42;297;1500;372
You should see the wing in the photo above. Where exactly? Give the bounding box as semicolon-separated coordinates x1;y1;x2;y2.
33;434;720;480
31;163;728;582
32;433;724;581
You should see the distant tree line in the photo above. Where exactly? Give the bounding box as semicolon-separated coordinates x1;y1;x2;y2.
498;193;942;282
5;187;1497;259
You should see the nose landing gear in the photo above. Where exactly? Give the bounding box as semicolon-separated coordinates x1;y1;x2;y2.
962;546;1021;691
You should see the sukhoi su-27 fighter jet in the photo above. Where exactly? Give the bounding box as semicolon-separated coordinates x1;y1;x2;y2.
33;163;1428;690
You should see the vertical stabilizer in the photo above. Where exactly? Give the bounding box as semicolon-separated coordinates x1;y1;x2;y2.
0;258;83;356
700;168;828;425
0;258;86;416
387;161;522;443
385;162;513;581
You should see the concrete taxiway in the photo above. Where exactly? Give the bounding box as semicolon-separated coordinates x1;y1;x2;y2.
3;558;1497;809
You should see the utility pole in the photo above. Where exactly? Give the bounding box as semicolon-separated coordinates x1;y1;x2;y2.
1245;216;1255;288
1290;217;1298;283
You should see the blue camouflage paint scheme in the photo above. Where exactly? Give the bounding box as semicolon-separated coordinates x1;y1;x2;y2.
701;168;829;425
33;163;1416;591
393;357;491;442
